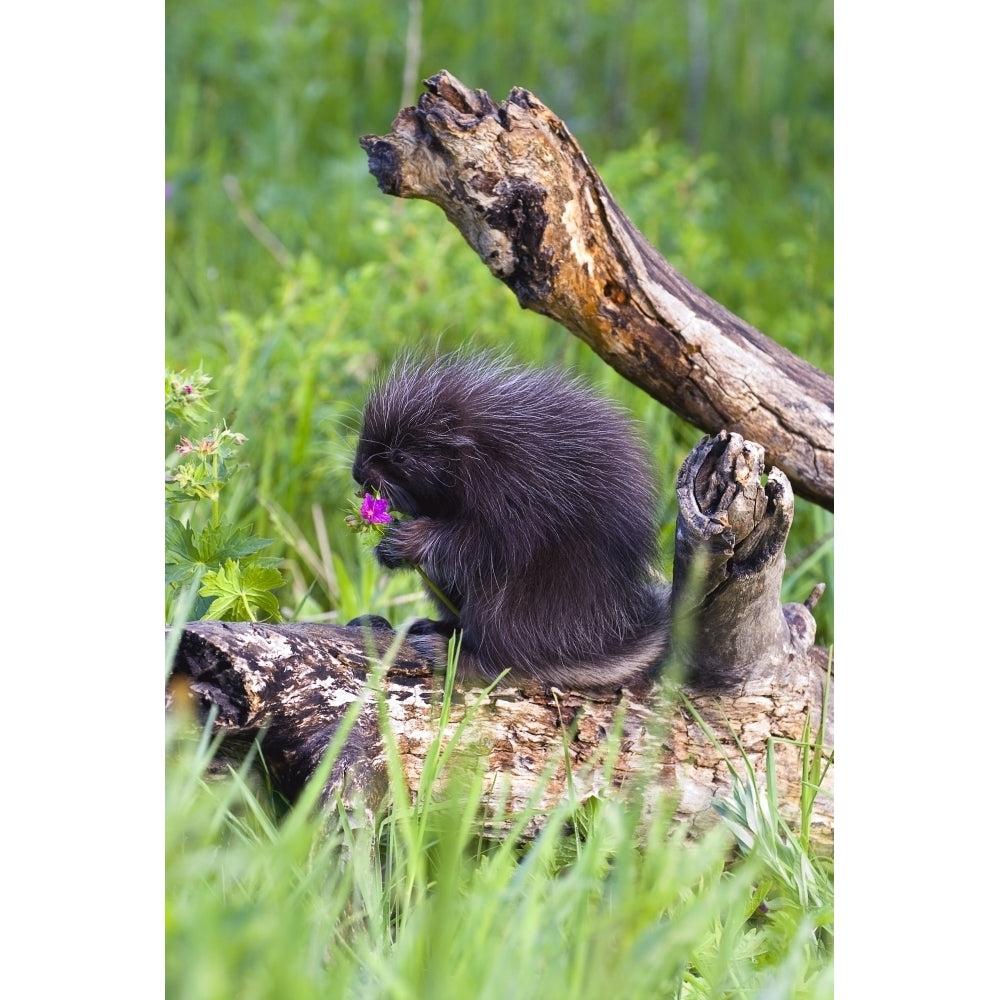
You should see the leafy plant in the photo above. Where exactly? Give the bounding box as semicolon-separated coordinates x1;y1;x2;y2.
165;369;284;622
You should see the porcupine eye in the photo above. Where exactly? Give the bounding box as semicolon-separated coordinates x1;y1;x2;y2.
384;447;420;495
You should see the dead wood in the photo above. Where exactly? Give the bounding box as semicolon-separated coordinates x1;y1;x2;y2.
166;430;832;850
167;618;832;851
672;430;818;687
359;70;833;511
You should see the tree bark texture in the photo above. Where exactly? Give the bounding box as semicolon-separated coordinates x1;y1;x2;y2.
359;70;833;511
167;430;832;850
168;620;832;851
672;430;820;688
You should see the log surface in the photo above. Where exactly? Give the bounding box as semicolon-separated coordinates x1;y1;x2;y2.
169;620;833;850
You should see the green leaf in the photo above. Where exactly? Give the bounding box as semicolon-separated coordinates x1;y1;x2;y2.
166;519;275;569
198;522;276;563
199;559;284;622
165;516;201;563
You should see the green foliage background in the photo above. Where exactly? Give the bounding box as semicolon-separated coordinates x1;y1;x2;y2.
166;3;833;995
166;0;833;641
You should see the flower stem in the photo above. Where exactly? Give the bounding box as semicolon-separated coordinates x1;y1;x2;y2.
413;564;460;616
211;448;220;528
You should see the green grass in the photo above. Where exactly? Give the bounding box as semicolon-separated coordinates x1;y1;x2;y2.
166;3;833;995
167;644;833;999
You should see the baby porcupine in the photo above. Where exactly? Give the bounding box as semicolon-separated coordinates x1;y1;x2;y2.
351;353;670;688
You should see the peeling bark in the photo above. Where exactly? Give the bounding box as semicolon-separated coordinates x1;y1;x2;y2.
359;70;833;511
168;619;832;851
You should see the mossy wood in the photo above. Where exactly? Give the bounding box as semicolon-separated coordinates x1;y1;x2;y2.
168;430;833;850
359;70;833;511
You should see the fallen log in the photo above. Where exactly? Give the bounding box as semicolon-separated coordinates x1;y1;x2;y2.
168;623;832;850
359;70;833;511
167;431;833;850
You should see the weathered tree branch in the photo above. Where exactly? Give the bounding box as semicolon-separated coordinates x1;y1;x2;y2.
359;70;833;511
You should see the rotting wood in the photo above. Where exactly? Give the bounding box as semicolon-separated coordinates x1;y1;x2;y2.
167;430;832;850
167;618;832;851
359;70;833;511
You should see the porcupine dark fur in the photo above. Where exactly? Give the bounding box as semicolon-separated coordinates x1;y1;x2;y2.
351;352;670;688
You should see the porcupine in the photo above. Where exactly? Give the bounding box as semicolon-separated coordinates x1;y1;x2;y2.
350;353;670;688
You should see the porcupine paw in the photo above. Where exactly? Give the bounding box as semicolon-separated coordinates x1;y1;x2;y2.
403;618;454;664
373;535;408;569
346;614;395;631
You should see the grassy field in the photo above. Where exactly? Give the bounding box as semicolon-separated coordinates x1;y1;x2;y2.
166;2;833;995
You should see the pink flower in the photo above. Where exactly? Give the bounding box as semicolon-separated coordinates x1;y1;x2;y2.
360;493;393;525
